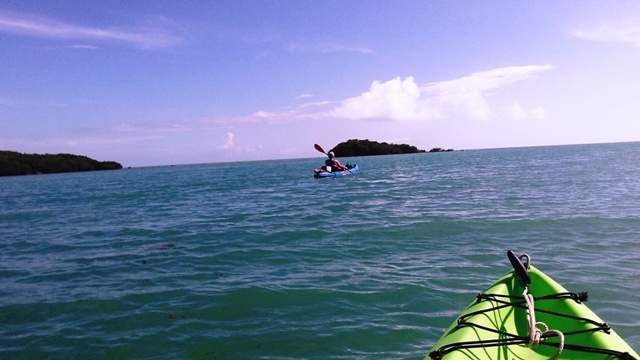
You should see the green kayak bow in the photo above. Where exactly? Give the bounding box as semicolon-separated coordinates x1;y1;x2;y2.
427;251;639;360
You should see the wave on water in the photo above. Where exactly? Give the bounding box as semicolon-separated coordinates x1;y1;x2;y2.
1;142;639;359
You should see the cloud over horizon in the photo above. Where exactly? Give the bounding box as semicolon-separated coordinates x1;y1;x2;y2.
288;65;555;122
332;65;553;121
218;132;235;150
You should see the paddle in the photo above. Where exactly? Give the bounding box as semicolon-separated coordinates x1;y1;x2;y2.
314;143;327;155
314;144;352;174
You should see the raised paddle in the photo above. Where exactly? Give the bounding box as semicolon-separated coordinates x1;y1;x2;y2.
314;143;327;155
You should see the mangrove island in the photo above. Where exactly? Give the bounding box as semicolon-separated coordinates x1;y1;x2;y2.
0;151;123;177
330;139;453;157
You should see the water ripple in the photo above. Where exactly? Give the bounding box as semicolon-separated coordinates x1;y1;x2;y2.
1;143;640;358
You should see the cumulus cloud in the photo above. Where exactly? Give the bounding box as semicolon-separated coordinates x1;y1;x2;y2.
103;66;552;136
530;107;548;119
501;103;548;120
218;132;235;150
333;77;438;121
504;102;528;120
0;11;183;49
331;65;553;121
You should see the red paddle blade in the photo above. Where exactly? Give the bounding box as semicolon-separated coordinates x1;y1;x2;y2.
314;144;326;154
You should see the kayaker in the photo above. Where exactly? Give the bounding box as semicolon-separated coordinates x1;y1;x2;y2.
325;151;347;171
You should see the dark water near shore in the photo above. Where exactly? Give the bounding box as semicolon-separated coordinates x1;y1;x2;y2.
1;142;639;359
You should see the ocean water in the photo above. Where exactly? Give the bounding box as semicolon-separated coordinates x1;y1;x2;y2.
1;142;639;359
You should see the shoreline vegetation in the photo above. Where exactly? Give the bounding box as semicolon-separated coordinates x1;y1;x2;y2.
0;151;123;177
330;139;453;157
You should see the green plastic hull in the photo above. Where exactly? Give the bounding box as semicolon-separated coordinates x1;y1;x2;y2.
427;266;639;360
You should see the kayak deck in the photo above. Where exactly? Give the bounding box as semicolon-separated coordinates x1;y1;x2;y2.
428;253;639;360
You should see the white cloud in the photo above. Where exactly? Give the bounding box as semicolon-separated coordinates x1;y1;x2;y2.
331;65;554;121
218;132;235;150
103;66;552;134
530;107;548;119
573;25;640;48
333;77;438;121
253;111;276;118
572;9;640;48
0;11;183;49
504;102;528;120
501;102;549;121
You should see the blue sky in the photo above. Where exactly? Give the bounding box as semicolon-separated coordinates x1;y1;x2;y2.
2;1;640;167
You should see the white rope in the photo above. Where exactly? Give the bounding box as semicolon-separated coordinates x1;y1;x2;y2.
523;287;565;360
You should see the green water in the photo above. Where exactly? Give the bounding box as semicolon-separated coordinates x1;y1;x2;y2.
1;143;639;359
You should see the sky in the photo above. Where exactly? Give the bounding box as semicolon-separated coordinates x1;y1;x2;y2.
2;1;640;167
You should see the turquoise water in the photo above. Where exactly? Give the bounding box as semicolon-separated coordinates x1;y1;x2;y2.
1;142;639;359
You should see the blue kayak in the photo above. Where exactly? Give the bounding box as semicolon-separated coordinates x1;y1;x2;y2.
313;164;358;178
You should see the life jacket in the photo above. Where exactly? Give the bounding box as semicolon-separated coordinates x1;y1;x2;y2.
324;158;344;172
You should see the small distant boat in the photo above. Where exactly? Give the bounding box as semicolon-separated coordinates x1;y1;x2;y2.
427;251;639;360
313;164;358;178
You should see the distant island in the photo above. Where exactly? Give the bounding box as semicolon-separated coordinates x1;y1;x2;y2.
0;151;123;177
330;139;453;157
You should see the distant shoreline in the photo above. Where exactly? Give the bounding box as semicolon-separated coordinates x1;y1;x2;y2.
330;139;454;157
0;151;122;177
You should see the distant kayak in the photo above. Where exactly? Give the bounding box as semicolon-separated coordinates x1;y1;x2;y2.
313;164;358;178
427;251;639;360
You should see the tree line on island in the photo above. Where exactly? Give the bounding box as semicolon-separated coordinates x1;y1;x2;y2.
0;151;123;177
330;139;453;157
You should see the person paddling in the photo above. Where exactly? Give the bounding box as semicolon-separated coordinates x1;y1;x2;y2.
325;151;347;172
